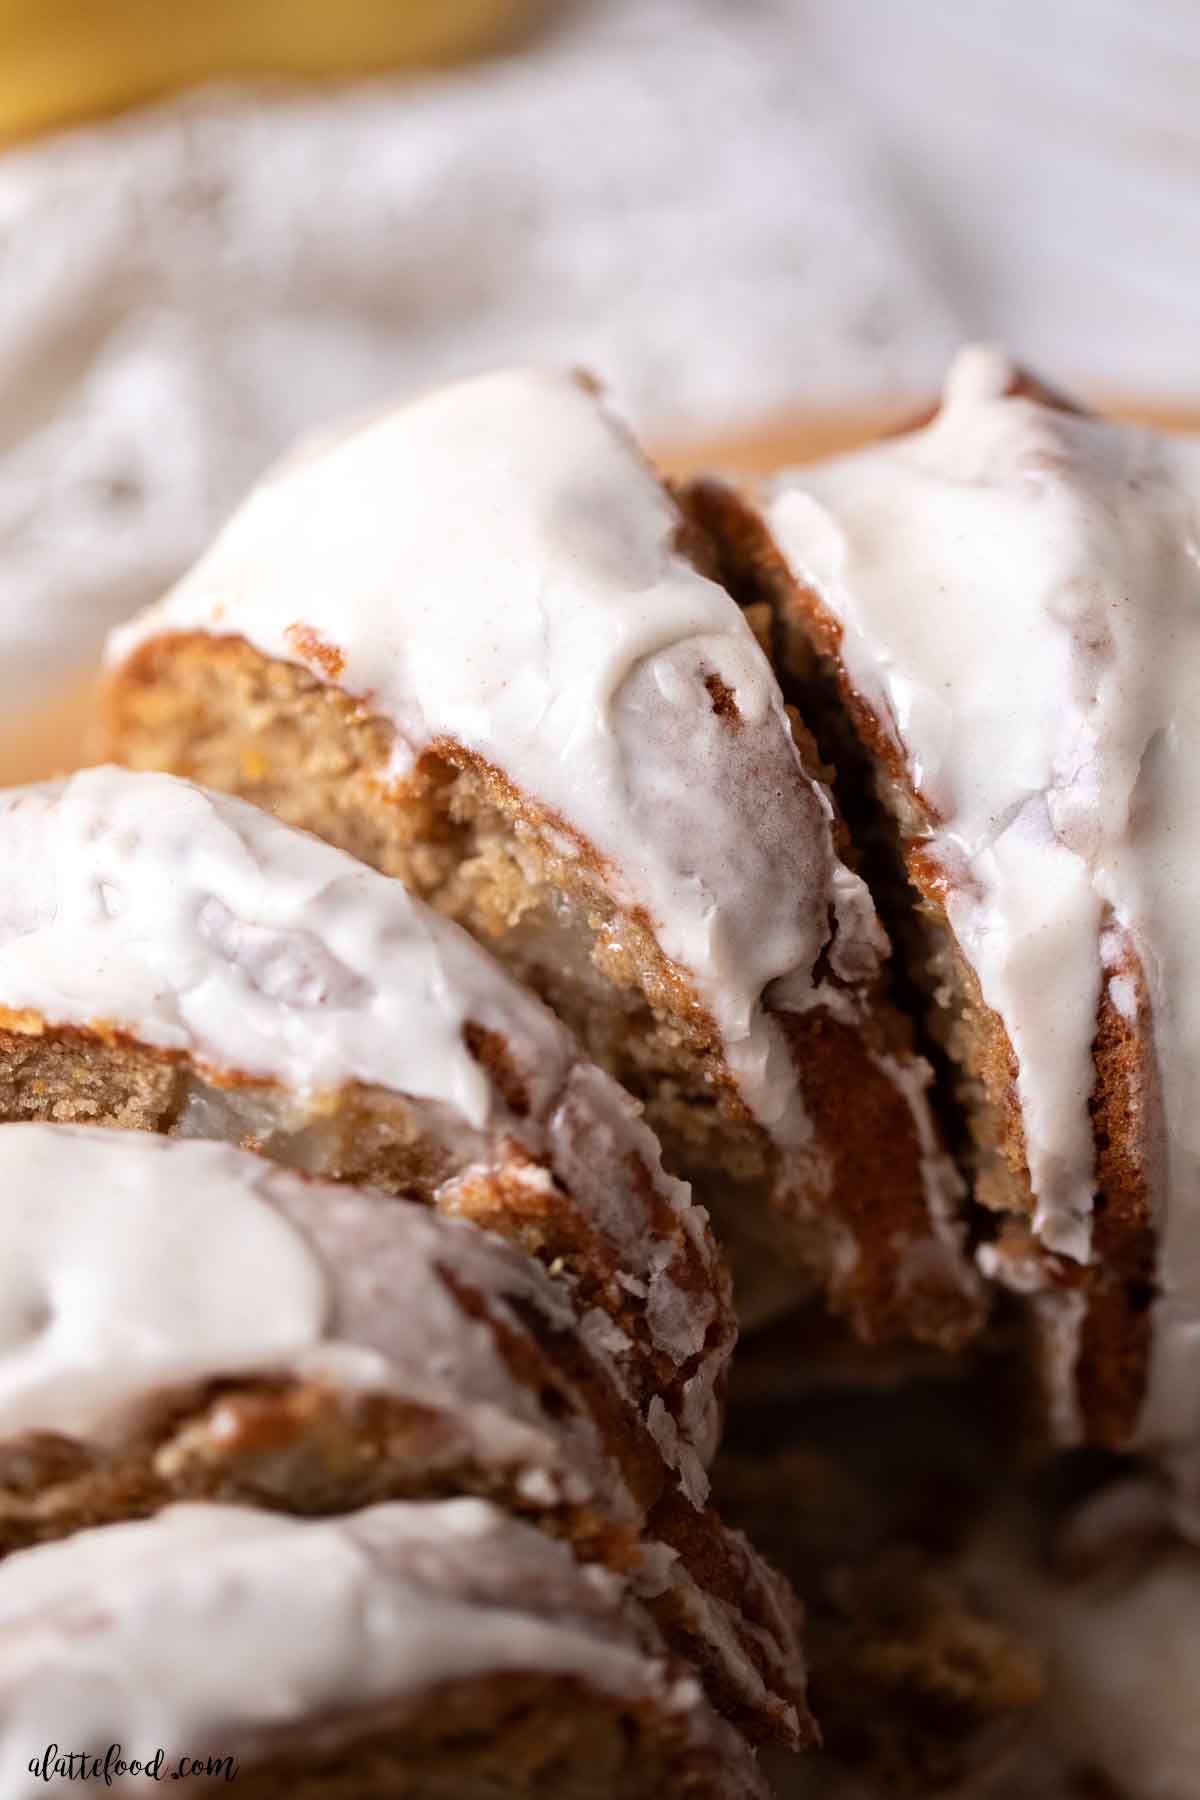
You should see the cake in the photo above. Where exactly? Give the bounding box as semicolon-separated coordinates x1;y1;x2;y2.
685;345;1200;1490
0;764;729;1513
0;1123;808;1750
0;1497;772;1798
100;365;983;1352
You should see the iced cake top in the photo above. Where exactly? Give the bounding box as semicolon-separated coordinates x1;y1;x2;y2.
0;1124;630;1516
0;1498;768;1799
0;767;726;1490
764;345;1200;1465
108;367;889;1148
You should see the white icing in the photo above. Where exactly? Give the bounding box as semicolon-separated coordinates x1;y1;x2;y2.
0;766;725;1481
764;346;1200;1460
0;1499;763;1796
0;1127;323;1442
0;1124;630;1517
108;367;887;1146
0;1125;809;1743
0;763;566;1126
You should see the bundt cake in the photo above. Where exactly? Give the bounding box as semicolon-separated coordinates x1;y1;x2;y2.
0;764;729;1513
686;345;1200;1486
0;1123;808;1750
0;1498;772;1798
100;366;982;1351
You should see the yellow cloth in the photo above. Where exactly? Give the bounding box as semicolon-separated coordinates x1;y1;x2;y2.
0;0;528;139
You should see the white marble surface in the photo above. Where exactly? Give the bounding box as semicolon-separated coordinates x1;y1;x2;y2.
0;0;1196;688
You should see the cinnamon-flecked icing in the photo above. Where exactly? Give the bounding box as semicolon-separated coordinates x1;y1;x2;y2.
0;767;725;1493
0;1498;768;1799
106;367;890;1151
0;1124;630;1516
763;345;1200;1468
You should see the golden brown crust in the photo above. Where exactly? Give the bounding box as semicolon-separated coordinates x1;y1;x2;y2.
283;622;346;680
1074;934;1161;1443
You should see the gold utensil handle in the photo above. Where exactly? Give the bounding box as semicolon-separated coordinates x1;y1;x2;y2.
0;0;532;140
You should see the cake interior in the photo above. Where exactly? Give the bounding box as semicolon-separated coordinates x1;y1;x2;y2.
190;1675;754;1800
102;631;983;1351
0;1016;744;1504
0;1371;631;1565
105;634;804;1298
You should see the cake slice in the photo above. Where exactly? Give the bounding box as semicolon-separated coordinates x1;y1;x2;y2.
0;1498;772;1798
0;765;730;1512
0;1124;809;1749
101;366;982;1351
687;345;1200;1482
